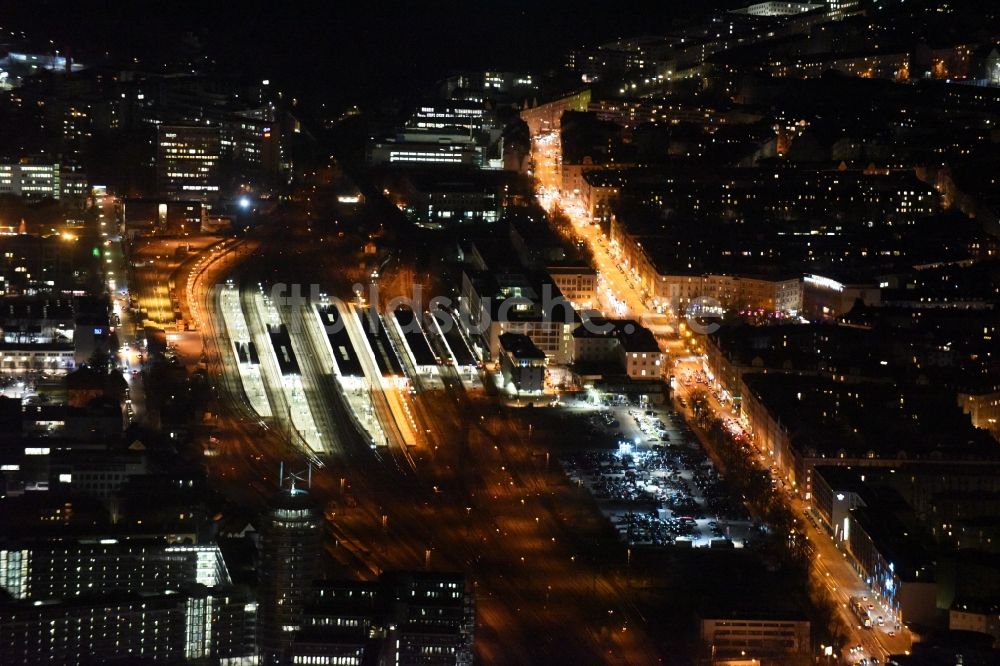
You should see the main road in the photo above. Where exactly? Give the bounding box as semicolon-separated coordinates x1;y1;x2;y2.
670;361;912;663
527;123;913;662
532;130;652;321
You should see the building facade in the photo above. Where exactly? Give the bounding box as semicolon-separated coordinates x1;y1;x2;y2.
546;266;597;310
498;332;546;393
0;161;88;203
0;539;230;602
257;487;322;665
156;124;221;203
700;615;811;659
0;587;255;664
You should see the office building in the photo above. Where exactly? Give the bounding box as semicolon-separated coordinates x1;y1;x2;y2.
156;124;221;203
368;99;507;169
572;318;665;381
700;614;811;658
290;572;475;666
950;602;1000;646
389;170;508;228
461;269;577;365
440;71;537;102
0;538;230;601
122;198;204;237
0;534;255;663
0;236;84;297
384;571;475;666
0;161;88;203
0;298;79;375
368;104;484;168
221;108;283;178
257;485;322;665
0;298;112;375
407;103;487;134
848;504;937;627
0;586;255;664
368;136;481;168
812;462;1000;625
545;266;597;310
733;1;822;16
291;579;380;665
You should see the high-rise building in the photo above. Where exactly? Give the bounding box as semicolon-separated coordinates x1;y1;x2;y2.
257;484;322;665
156;124;221;203
0;535;256;663
0;538;230;601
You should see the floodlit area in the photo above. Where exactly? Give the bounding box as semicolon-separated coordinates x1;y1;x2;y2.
561;400;757;549
383;386;422;448
340;301;415;455
563;444;757;548
343;381;389;449
244;288;327;454
303;299;388;449
425;310;480;382
218;281;271;418
130;236;217;329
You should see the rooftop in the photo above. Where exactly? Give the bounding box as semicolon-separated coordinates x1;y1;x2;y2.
499;332;545;360
850;502;935;582
742;373;998;461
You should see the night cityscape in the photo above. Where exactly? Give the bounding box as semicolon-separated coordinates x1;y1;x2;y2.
3;1;1000;664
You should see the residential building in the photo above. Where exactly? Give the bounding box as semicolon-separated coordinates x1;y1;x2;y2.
572;317;665;381
739;374;999;496
520;90;592;136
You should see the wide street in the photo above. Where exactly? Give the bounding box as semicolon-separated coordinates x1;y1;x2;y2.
528;123;914;662
95;193;146;422
532;131;652;321
670;360;913;664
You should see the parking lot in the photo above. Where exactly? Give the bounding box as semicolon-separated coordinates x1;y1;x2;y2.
561;395;759;548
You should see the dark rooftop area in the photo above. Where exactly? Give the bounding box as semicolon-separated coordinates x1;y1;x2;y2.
743;373;999;461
